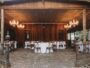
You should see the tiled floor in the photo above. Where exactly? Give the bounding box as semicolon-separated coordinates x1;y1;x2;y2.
9;48;89;68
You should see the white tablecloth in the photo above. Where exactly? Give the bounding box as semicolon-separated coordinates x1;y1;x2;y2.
24;41;31;48
78;45;84;52
57;41;66;49
34;42;53;53
4;41;17;49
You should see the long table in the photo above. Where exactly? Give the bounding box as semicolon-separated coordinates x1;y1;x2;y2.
24;41;66;53
34;42;53;53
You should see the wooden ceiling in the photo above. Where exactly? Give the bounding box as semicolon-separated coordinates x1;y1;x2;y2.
1;0;90;5
0;0;89;29
5;9;83;24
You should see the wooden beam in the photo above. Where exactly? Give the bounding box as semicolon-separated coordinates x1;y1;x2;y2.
82;9;86;42
2;2;87;9
1;8;4;44
22;23;66;24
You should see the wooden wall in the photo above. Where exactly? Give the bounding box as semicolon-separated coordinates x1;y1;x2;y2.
5;23;67;47
24;24;67;41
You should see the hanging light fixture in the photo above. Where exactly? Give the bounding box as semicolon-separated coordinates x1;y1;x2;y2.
17;24;25;29
64;24;71;29
9;20;25;29
69;21;73;26
74;19;79;25
64;19;79;29
9;20;19;27
69;19;79;27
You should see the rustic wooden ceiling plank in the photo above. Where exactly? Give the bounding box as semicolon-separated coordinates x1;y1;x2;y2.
4;9;83;24
1;2;87;9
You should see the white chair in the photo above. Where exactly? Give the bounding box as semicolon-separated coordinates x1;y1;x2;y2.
14;41;17;49
4;41;11;51
46;42;53;53
57;41;60;49
24;41;31;49
34;43;41;53
78;44;84;52
62;41;66;49
85;43;89;53
59;41;64;49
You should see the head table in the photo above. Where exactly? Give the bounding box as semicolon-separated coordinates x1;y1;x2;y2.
24;41;66;53
34;42;53;53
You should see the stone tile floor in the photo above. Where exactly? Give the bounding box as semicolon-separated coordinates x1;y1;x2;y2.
9;48;90;68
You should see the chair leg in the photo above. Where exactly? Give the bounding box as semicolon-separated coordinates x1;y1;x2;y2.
37;48;41;53
49;48;50;53
46;48;49;53
39;48;41;53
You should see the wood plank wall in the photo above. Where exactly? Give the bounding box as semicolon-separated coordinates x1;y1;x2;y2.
5;23;67;47
24;24;67;41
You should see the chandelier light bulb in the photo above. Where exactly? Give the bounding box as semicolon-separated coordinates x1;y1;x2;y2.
69;21;73;26
17;24;25;29
16;20;19;25
9;20;25;29
75;20;79;25
64;19;79;29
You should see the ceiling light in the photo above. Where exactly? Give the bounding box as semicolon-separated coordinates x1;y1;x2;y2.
9;20;25;29
64;19;79;29
17;24;25;29
9;20;19;27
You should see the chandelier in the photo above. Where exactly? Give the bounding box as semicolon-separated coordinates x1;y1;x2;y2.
17;24;25;29
64;19;79;29
9;20;25;29
64;24;71;29
69;19;79;27
9;20;19;27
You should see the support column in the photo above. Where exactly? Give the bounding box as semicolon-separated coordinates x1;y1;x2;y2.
1;8;4;44
83;9;86;43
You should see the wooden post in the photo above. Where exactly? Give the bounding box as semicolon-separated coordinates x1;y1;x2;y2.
83;9;86;43
1;8;4;44
75;9;87;67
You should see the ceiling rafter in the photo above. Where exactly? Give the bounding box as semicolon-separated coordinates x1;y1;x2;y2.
1;1;87;9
